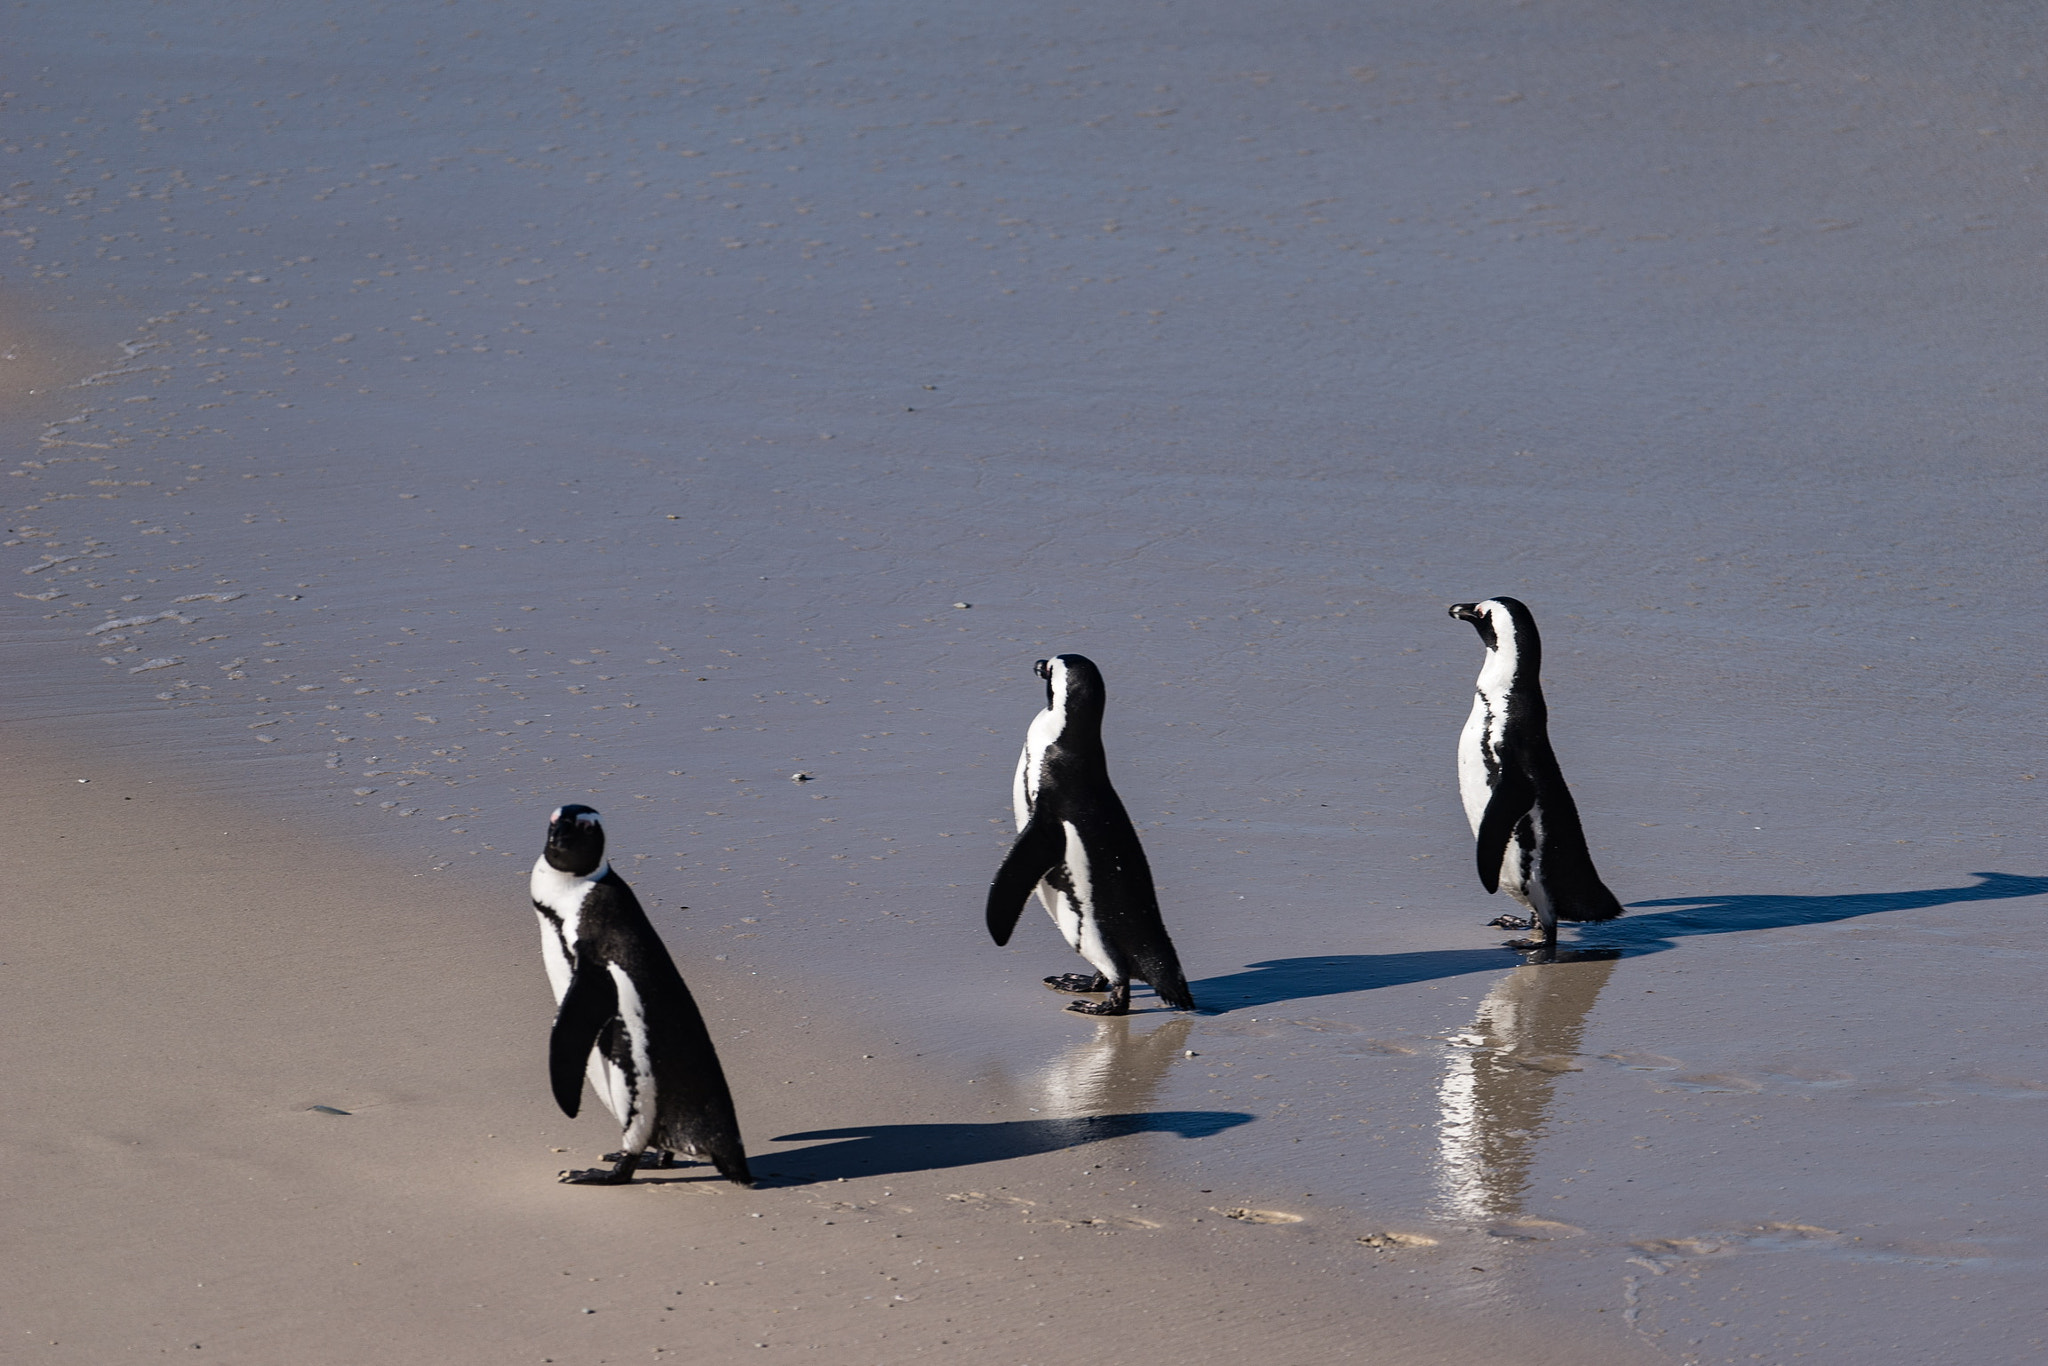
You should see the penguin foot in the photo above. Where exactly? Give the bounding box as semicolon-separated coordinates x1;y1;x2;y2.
1487;915;1533;931
1065;982;1132;1016
1503;936;1559;952
1044;973;1111;994
560;1152;642;1185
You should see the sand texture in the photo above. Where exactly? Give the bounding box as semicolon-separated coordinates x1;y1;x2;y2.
1;735;1659;1364
4;0;2046;1362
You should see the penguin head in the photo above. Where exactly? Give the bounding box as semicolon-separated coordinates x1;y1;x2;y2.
543;804;606;876
1448;597;1540;671
1036;653;1106;721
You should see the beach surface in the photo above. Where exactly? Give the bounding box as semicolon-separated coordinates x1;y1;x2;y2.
3;2;2044;1362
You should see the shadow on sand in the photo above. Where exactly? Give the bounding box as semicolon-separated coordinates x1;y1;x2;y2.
1610;871;2048;947
1190;948;1521;1014
1190;872;2048;1014
756;1111;1252;1184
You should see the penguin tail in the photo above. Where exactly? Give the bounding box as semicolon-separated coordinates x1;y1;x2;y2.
1135;951;1196;1012
1557;876;1626;923
664;1125;753;1185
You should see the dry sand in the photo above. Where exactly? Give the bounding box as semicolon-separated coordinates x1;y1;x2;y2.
5;1;2047;1362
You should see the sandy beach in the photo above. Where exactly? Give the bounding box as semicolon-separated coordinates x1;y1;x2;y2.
2;732;1662;1364
5;1;2046;1361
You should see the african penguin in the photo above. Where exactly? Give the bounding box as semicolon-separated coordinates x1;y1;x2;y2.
1448;598;1624;950
530;805;752;1185
986;654;1195;1015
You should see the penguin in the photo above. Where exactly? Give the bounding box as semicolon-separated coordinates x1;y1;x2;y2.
1447;598;1624;951
529;804;753;1186
986;654;1195;1016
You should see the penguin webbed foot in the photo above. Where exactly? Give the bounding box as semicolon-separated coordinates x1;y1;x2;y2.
1487;914;1533;931
1065;983;1132;1016
560;1151;642;1185
1044;973;1112;994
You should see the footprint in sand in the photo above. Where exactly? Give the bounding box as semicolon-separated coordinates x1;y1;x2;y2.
1216;1207;1303;1225
1356;1230;1437;1249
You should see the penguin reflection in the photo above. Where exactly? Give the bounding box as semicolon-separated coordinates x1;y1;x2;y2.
1036;1013;1196;1118
1435;949;1618;1222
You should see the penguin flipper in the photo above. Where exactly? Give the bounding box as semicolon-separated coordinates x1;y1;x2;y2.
986;816;1064;946
549;961;620;1119
1474;769;1537;895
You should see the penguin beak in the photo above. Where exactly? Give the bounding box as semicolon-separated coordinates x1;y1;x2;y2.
1448;603;1482;623
1034;659;1052;680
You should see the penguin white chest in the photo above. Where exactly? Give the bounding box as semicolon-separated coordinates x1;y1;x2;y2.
1014;706;1063;829
1457;690;1503;834
530;858;604;1001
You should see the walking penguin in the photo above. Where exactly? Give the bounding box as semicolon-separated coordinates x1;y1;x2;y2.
529;804;753;1185
1448;598;1625;951
985;654;1195;1015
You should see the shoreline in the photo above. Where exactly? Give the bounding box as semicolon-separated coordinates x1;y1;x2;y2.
1;727;1658;1365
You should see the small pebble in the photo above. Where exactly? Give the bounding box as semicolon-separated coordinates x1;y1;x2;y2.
952;602;971;609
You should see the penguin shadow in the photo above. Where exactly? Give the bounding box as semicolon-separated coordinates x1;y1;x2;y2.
754;1109;1252;1186
1184;873;2048;1014
1188;948;1520;1015
1601;871;2048;953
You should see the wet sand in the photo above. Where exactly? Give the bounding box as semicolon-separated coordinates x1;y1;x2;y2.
5;1;2047;1361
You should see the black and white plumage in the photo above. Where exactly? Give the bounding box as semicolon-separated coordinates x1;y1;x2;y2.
986;655;1195;1016
1448;598;1624;951
530;805;752;1186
